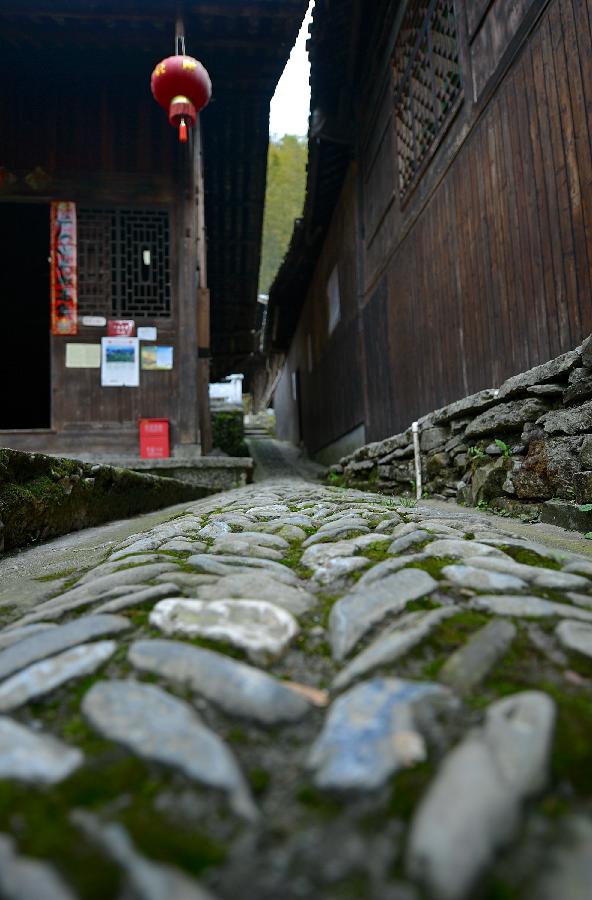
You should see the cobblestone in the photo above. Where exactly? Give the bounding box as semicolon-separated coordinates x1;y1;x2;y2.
1;453;592;899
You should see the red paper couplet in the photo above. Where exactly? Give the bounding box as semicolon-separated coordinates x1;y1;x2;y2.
50;201;78;335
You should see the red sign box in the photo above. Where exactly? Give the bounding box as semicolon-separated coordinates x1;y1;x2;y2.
139;418;170;459
108;320;135;337
50;201;78;335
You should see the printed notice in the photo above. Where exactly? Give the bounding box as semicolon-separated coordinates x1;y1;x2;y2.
141;345;173;371
101;337;140;387
137;327;157;341
65;343;101;368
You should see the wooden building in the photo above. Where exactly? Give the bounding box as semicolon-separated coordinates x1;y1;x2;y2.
0;0;306;457
262;0;592;461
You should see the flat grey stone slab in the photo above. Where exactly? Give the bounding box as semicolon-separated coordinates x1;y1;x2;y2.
333;608;456;690
563;559;592;578
407;691;556;900
78;553;174;583
441;565;527;593
196;572;315;615
355;554;430;587
311;556;369;587
388;530;432;555
0;716;83;783
0;834;77;900
422;539;506;560
439;620;517;696
94;583;179;614
0;614;129;681
470;595;592;622
0;623;56;651
11;564;180;626
308;677;447;791
208;539;284;561
186;553;299;584
150;598;298;663
72;811;217;900
556;620;592;659
82;680;257;821
303;525;370;547
301;533;392;570
527;814;592;900
129;639;311;724
0;641;117;712
329;569;439;660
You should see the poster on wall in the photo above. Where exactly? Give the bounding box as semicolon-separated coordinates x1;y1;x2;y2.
65;343;101;368
101;337;140;387
141;345;173;371
50;201;78;335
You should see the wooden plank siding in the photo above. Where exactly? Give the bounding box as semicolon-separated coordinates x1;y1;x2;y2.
275;0;592;453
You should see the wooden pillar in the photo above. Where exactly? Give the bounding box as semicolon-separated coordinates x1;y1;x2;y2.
195;118;213;455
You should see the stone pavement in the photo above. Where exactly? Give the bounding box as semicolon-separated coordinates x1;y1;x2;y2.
0;440;591;899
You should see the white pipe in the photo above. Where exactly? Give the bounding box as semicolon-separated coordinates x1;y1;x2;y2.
412;421;422;501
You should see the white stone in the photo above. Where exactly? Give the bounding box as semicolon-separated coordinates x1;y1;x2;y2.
150;598;298;663
0;623;56;651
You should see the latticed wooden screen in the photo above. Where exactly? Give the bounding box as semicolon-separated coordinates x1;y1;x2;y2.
78;208;171;318
393;0;462;199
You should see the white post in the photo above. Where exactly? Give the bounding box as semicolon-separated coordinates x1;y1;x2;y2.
412;421;422;501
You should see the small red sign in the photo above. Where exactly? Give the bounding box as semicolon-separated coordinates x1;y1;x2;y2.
108;319;136;337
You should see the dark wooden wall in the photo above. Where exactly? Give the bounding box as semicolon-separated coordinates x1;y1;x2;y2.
0;45;201;453
276;0;592;452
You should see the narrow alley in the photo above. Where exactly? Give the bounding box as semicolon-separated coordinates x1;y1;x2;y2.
0;441;591;899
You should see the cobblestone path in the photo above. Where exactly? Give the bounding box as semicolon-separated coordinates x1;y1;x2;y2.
0;465;592;898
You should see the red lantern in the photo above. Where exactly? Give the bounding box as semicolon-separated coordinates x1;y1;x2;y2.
151;55;212;143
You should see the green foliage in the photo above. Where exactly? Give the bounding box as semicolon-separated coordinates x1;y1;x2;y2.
258;135;308;294
468;445;486;461
494;438;511;458
577;503;592;512
211;409;249;458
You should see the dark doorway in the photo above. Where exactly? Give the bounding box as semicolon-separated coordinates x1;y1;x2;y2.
0;203;51;428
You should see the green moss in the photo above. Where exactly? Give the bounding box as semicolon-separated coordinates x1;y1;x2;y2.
280;545;313;579
296;784;346;817
500;546;560;570
406;555;457;579
356;541;391;564
248;767;271;795
419;610;491;680
387;761;435;821
35;567;80;583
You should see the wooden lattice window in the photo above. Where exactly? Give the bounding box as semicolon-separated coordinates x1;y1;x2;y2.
393;0;462;199
78;208;171;318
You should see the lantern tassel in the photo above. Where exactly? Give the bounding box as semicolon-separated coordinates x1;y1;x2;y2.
179;118;188;142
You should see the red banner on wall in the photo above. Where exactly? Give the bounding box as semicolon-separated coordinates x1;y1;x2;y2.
50;201;78;335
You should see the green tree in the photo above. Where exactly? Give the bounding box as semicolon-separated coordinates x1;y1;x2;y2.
258;134;308;295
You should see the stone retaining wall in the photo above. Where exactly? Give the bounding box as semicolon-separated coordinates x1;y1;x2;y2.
0;449;210;553
330;335;592;533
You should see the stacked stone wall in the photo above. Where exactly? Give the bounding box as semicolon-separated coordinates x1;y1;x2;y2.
330;336;592;532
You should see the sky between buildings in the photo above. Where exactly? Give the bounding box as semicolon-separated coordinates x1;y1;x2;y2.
269;1;314;139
